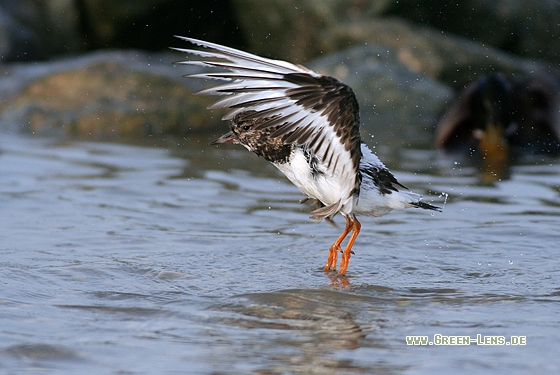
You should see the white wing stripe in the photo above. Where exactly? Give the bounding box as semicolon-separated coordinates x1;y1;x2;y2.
184;61;293;77
173;36;316;74
172;46;295;72
222;103;294;121
209;94;288;110
187;72;287;81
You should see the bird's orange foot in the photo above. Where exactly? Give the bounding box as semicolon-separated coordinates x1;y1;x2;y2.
324;215;354;272
324;244;341;271
337;217;361;276
337;270;347;277
337;250;351;276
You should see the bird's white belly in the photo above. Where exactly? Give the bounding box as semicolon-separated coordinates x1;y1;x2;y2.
274;148;340;205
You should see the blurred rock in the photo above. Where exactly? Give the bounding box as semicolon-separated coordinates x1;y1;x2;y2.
0;51;221;138
230;1;552;89
309;44;454;147
327;18;549;89
386;0;560;66
232;0;560;68
230;0;393;63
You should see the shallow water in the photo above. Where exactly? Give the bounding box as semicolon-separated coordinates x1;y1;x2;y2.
1;132;559;374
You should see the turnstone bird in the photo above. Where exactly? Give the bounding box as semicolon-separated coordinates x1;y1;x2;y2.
173;36;440;276
436;74;560;181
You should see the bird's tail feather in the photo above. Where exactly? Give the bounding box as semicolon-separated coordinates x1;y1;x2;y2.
410;200;441;212
397;190;441;212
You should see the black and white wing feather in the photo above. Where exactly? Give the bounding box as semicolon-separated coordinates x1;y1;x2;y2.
173;36;362;217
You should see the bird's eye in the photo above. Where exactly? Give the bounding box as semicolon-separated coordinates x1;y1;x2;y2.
242;125;251;131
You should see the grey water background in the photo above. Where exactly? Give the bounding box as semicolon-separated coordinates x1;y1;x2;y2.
1;130;559;374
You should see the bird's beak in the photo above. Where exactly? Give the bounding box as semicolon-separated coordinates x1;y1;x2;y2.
210;131;237;145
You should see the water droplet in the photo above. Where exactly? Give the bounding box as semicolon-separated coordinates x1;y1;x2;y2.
477;261;482;266
509;260;513;264
487;262;492;266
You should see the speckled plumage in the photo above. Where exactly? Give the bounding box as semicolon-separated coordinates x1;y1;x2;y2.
174;36;440;275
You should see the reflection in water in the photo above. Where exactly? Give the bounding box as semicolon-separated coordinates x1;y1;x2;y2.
1;343;83;361
219;289;392;374
326;272;352;287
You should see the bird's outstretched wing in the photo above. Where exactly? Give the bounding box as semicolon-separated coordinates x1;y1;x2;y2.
173;36;363;215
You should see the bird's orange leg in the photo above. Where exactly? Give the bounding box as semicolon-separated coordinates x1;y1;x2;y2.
338;217;361;276
324;215;353;271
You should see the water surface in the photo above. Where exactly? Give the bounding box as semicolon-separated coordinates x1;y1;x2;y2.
1;132;559;374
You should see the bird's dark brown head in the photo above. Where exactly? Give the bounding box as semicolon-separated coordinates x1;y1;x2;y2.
210;111;292;163
210;111;265;151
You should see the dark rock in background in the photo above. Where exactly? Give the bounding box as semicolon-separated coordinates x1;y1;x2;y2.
325;18;547;89
78;0;244;52
0;0;45;61
229;0;393;63
0;0;244;62
386;0;560;66
231;0;560;69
